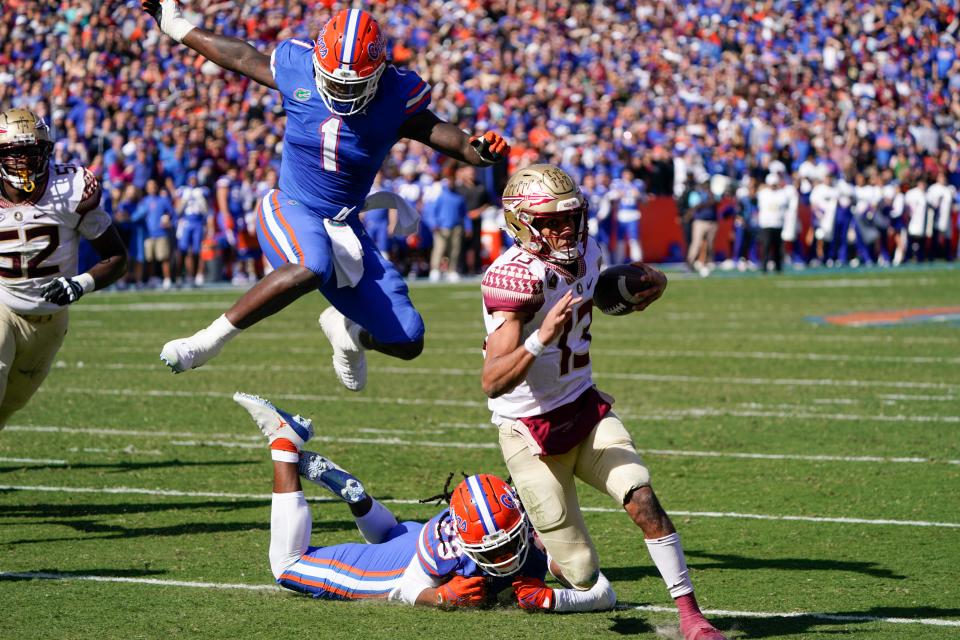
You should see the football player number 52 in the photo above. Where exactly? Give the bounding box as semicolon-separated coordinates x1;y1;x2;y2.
0;225;59;279
558;301;592;376
319;117;341;172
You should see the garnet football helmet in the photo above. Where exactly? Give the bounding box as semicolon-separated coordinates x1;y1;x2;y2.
0;108;54;193
313;9;388;116
449;474;530;577
502;164;588;263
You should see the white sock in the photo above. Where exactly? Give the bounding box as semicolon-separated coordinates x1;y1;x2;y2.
553;572;617;612
354;499;398;544
271;449;299;463
645;532;694;598
205;314;241;343
269;491;311;579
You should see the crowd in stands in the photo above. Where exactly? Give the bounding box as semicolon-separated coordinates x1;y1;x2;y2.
2;0;958;286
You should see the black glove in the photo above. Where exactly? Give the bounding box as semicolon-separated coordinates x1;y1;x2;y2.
41;277;85;306
142;0;162;25
469;132;510;166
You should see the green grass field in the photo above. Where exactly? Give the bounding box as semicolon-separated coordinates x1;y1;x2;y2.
2;265;959;639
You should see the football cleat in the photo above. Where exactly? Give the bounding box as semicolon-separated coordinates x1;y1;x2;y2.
298;450;367;504
319;307;367;392
233;392;313;450
681;617;728;640
160;333;221;373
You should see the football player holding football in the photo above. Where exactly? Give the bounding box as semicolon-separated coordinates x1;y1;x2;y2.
480;165;727;639
142;2;509;391
235;392;617;611
0;108;127;427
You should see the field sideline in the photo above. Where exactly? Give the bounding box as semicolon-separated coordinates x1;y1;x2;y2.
2;265;958;639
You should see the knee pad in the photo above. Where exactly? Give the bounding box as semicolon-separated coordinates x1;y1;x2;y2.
557;545;600;591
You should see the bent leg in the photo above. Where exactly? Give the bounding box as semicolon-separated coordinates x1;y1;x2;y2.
322;222;424;358
498;421;598;590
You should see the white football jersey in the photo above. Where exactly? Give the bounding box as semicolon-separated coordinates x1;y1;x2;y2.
0;162;111;314
482;239;603;422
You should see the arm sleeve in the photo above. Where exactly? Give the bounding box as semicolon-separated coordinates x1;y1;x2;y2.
393;553;444;605
78;209;113;240
269;39;313;98
395;68;432;118
481;262;545;314
552;572;617;613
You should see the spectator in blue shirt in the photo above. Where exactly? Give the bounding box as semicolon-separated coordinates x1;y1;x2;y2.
134;179;176;289
425;178;467;282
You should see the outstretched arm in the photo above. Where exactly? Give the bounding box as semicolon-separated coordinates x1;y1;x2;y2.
399;111;509;167
142;0;276;89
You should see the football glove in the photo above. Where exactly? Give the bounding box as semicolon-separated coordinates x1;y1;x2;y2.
513;576;554;611
40;277;85;306
142;0;196;43
436;575;487;608
469;132;510;166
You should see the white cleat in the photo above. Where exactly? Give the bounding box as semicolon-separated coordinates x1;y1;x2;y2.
319;307;366;392
159;333;222;374
233;392;313;450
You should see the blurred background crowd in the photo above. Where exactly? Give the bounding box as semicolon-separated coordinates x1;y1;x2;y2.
2;0;958;286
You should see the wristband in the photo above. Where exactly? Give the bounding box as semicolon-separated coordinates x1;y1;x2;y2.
523;331;545;357
166;16;196;43
74;272;96;294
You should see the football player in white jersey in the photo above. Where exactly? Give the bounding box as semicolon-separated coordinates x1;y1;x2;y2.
480;164;726;640
0;108;127;426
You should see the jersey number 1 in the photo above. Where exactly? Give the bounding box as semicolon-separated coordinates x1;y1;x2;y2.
319;117;341;173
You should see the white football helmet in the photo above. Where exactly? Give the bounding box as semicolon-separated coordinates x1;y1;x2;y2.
0;108;54;193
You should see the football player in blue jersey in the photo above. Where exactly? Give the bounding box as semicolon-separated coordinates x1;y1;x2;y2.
233;392;617;611
143;2;509;391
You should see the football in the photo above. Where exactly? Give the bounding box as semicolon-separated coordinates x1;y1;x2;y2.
592;264;654;316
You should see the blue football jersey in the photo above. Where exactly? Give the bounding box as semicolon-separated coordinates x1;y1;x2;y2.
415;508;548;596
270;38;432;219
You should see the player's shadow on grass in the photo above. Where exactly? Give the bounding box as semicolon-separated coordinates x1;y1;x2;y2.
604;549;906;581
6;518;357;545
0;567;167;581
0;459;259;474
0;498;268;518
704;606;960;638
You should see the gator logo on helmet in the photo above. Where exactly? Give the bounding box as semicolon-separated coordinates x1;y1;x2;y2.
367;33;386;61
455;514;468;532
499;492;517;511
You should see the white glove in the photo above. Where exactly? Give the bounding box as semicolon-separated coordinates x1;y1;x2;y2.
142;0;196;43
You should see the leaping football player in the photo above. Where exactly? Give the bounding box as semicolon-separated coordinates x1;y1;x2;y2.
142;2;509;391
480;164;727;639
0;108;127;427
234;392;617;611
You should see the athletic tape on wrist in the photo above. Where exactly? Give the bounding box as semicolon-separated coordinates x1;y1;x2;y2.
523;332;546;357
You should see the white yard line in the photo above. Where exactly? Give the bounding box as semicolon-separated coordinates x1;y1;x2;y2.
35;386;487;409
878;393;956;402
631;604;960;628
0;571;956;628
2;484;958;529
45;362;960;394
35;385;959;424
8;423;959;465
64;329;959;346
0;456;66;466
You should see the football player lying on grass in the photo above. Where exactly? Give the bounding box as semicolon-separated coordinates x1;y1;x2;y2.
235;392;617;611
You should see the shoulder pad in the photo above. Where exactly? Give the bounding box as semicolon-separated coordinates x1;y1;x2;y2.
482;260;545;314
